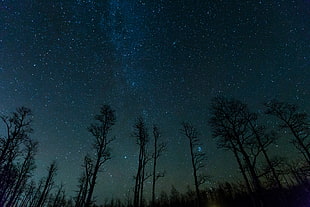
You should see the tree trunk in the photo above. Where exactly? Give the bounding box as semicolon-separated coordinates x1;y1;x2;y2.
151;139;157;207
85;150;101;207
189;138;201;207
134;146;143;207
231;142;252;193
249;122;282;189
288;124;310;165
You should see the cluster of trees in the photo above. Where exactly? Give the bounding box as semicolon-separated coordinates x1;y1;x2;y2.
209;97;310;206
0;97;309;207
0;107;68;207
131;118;167;207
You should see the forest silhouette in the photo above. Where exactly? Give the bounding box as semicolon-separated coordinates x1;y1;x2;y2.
0;97;309;207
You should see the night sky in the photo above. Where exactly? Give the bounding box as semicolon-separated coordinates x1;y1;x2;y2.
1;0;310;204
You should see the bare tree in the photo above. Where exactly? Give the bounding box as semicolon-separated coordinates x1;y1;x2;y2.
246;113;283;189
181;122;207;207
265;100;310;165
0;107;36;206
209;97;262;193
19;181;36;207
85;105;115;207
0;107;33;165
151;125;166;207
29;179;44;207
51;183;66;207
75;155;93;207
133;117;150;207
36;161;57;207
6;139;38;207
259;156;286;188
285;160;310;185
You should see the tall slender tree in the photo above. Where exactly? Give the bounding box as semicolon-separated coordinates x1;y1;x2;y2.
133;117;149;207
6;139;38;207
181;122;207;207
75;155;93;207
151;125;166;207
51;183;65;207
84;105;115;207
36;161;57;207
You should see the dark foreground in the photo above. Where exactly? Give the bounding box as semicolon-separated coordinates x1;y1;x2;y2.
94;182;310;207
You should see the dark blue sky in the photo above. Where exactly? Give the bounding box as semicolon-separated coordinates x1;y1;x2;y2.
1;0;310;204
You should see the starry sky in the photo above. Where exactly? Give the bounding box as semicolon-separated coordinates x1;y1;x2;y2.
1;0;310;204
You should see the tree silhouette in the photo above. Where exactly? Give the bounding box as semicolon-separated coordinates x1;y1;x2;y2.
6;139;38;207
19;180;36;207
29;179;44;207
1;100;309;207
151;125;166;207
259;156;286;188
75;155;93;207
36;161;57;207
133;117;150;207
285;160;309;185
0;107;37;207
181;122;207;207
246;113;283;189
84;105;115;207
209;97;262;193
265;100;310;165
50;183;66;207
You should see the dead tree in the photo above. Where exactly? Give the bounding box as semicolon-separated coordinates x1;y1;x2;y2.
51;184;65;207
181;122;207;207
75;155;93;207
133;117;149;207
0;107;35;206
36;161;57;207
28;179;43;207
259;156;286;188
209;97;262;193
151;125;166;207
6;139;38;207
0;107;33;165
84;105;115;207
265;100;310;165
19;181;36;207
245;112;283;189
